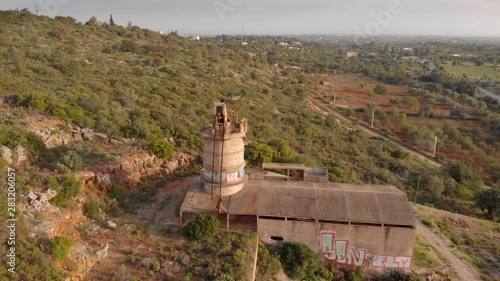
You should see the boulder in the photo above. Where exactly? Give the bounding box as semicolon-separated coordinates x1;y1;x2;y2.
96;173;111;187
14;145;28;164
26;192;37;200
164;160;178;174
44;188;58;200
81;128;93;135
73;170;96;184
38;193;49;202
69;243;96;280
81;128;94;141
95;243;109;260
71;124;81;133
104;220;117;229
94;133;108;140
73;133;83;142
33;220;56;236
30;199;41;208
1;146;12;164
86;226;102;237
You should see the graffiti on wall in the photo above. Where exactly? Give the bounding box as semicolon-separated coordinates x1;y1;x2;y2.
203;168;245;183
320;231;412;269
321;231;368;267
372;255;412;269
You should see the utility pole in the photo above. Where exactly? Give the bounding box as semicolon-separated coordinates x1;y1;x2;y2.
333;94;337;109
413;174;421;204
432;135;438;157
371;110;375;128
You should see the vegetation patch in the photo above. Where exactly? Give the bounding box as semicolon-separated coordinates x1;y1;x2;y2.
50;236;73;261
183;214;220;242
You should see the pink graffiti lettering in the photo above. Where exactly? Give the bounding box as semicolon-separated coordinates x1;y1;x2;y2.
321;231;367;267
321;231;412;269
372;254;412;269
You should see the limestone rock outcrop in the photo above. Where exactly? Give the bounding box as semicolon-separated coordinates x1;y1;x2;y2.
1;145;29;165
68;243;96;281
94;153;198;188
23;188;59;212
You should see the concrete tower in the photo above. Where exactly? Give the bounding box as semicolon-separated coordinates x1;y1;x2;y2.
201;101;248;197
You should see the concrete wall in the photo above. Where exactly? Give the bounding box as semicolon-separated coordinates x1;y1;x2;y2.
257;218;415;270
202;123;247;197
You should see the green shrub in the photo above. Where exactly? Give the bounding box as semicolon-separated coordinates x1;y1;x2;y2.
421;218;434;228
450;233;461;246
183;214;220;242
148;139;174;159
464;236;476;246
83;201;100;219
50;236;73;261
256;244;281;279
149;258;160;272
108;184;126;202
50;176;81;208
374;84;388;95
244;142;274;168
436;222;461;246
278;242;323;280
344;267;364;281
382;270;421;281
55;150;84;172
0;126;48;157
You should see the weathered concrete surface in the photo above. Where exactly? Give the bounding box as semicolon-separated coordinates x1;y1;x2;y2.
201;102;248;197
258;219;415;256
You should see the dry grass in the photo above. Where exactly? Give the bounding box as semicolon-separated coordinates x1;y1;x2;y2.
412;233;445;269
414;204;500;281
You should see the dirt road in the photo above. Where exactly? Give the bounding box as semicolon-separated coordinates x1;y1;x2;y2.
478;87;500;102
416;221;482;281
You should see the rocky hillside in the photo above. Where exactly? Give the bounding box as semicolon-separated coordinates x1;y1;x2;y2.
0;9;498;281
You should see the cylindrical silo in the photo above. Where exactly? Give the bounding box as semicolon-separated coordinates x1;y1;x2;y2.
201;101;248;197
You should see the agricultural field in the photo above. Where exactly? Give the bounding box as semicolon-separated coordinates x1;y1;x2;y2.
441;61;500;83
306;73;499;185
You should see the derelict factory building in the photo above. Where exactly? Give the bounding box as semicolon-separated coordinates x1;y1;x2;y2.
181;102;416;270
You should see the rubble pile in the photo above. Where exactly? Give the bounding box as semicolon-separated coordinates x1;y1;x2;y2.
24;189;59;212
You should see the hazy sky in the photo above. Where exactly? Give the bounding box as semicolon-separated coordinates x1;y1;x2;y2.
2;0;500;37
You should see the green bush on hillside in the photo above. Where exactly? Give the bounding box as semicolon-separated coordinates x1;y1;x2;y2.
83;201;100;219
278;242;323;280
256;244;281;280
55;150;84;173
183;214;220;242
108;184;126;202
244;142;273;168
50;236;73;261
0;126;48;157
147;139;174;159
50;176;81;208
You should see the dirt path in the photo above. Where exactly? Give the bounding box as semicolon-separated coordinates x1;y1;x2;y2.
416;221;481;281
479;87;500;102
